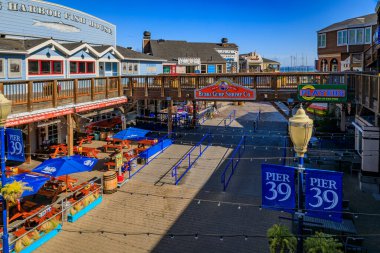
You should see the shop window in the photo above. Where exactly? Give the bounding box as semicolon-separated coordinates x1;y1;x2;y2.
78;62;86;73
0;59;3;78
53;61;62;74
8;59;22;78
216;65;223;73
70;61;95;74
201;65;207;74
133;63;138;73
163;66;170;74
48;124;58;145
122;62;128;75
41;61;51;74
28;60;63;75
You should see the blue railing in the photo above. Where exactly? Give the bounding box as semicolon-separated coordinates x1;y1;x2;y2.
224;110;236;127
198;107;213;125
221;136;246;191
127;135;172;179
171;134;212;185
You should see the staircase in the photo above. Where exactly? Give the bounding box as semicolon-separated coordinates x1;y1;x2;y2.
363;43;379;71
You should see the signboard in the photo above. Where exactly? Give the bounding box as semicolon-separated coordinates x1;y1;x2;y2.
6;108;74;127
177;57;201;66
298;84;347;102
305;169;343;222
262;164;296;212
6;128;25;162
194;78;256;101
0;0;116;46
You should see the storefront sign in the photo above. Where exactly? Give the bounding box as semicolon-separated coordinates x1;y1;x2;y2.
305;169;343;222
177;57;201;66
6;108;74;127
75;98;128;113
195;78;256;101
298;84;347;102
0;0;116;45
262;164;296;212
6;128;25;162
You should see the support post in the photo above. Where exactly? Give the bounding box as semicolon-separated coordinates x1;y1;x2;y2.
118;76;123;97
168;99;173;138
154;100;158;122
105;77;109;99
26;123;32;164
27;81;33;112
73;79;78;104
296;157;304;253
1;127;9;253
67;114;74;156
90;78;95;101
52;80;58;108
192;100;197;128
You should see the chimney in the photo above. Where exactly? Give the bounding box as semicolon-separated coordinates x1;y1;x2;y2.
221;38;228;47
142;31;151;54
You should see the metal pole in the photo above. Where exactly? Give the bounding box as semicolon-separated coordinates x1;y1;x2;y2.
297;156;304;253
1;127;9;253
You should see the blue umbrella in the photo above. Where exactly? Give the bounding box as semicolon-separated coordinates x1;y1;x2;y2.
112;127;150;141
32;156;97;177
6;173;49;198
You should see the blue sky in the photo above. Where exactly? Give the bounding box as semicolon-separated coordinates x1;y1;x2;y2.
51;0;377;66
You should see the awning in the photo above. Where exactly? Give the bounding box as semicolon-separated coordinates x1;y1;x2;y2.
112;127;150;141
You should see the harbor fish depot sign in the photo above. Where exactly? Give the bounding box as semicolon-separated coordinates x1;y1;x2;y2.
195;79;256;101
298;84;347;102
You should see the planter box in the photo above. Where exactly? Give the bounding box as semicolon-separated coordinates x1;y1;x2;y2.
15;224;62;253
67;196;103;223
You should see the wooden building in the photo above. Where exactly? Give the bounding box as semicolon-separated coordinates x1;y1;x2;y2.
239;52;280;73
317;13;377;72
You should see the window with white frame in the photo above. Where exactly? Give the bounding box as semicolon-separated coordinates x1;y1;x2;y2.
365;27;372;44
122;62;128;75
356;28;364;44
318;33;326;48
127;63;138;74
337;30;347;46
0;59;4;78
8;59;22;78
201;64;207;73
216;64;223;73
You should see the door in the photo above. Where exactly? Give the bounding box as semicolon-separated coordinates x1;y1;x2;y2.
99;62;105;77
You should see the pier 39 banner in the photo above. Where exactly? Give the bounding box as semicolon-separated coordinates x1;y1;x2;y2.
194;78;256;101
0;0;116;46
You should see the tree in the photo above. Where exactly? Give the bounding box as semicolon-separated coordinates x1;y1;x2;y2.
267;224;297;253
304;232;343;253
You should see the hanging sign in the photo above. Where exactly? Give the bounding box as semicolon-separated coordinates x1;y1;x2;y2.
262;164;296;212
6;128;25;162
195;78;256;101
298;84;347;102
305;169;343;222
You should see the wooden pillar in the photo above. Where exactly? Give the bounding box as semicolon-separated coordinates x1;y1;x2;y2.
52;80;58;108
25;123;32;164
118;76;123;97
154;100;158;122
90;78;95;101
168;99;173;138
192;100;197;128
105;77;109;99
340;104;346;132
73;79;78;104
67;114;74;156
27;81;33;112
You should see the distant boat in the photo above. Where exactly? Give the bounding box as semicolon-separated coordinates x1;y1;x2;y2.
280;66;316;72
33;20;81;33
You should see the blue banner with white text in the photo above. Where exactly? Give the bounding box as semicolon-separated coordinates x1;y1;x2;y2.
262;164;296;212
305;169;343;222
6;128;25;162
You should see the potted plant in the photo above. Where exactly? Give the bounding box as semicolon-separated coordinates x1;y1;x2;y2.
304;232;343;253
267;224;297;253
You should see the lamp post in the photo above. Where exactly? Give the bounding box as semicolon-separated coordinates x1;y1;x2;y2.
288;104;313;253
0;93;11;253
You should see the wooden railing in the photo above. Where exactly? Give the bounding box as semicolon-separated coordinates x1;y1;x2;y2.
0;72;378;117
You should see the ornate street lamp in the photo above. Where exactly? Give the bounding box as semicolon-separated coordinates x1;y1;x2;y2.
288;105;313;161
0;92;11;253
288;104;313;253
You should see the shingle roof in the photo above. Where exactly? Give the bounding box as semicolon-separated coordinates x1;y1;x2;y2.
0;38;49;52
61;42;84;51
262;57;280;64
148;40;227;63
116;46;165;61
92;45;112;53
318;13;377;33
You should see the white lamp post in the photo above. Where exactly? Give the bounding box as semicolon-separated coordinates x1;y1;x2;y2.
288;104;313;253
0;92;11;253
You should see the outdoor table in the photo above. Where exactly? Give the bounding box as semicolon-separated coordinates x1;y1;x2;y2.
103;144;123;153
137;139;157;146
74;146;100;158
303;216;357;235
49;144;68;158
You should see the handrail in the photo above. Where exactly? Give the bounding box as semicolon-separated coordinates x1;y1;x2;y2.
224;110;236;127
221;136;246;191
171;133;212;185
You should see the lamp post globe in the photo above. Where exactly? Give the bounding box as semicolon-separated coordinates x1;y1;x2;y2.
0;93;11;126
288;105;314;158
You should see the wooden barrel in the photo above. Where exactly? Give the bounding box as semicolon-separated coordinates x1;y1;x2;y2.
103;171;118;194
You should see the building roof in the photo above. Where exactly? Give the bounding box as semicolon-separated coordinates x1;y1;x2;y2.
0;38;50;53
61;42;85;51
116;46;165;61
148;40;228;63
262;57;280;64
318;13;377;33
92;45;113;53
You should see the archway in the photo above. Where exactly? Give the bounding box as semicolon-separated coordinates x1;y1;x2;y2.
320;59;328;72
330;58;338;72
